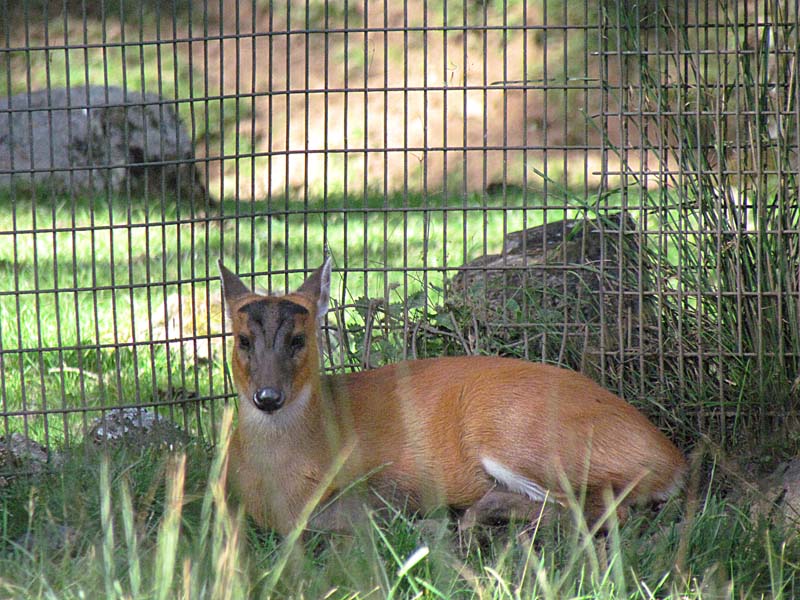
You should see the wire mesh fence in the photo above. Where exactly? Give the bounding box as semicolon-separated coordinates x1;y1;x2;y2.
0;0;798;463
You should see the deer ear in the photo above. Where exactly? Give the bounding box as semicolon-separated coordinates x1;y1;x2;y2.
297;256;332;320
218;260;252;317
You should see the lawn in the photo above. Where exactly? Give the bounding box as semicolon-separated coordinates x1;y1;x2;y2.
1;407;798;599
1;185;799;598
2;0;800;596
1;186;591;447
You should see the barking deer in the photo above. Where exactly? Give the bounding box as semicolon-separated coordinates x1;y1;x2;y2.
220;258;687;536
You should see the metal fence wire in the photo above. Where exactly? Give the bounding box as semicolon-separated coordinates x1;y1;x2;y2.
0;0;798;461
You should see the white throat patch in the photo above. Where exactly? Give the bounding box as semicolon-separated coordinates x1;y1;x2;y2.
243;383;314;434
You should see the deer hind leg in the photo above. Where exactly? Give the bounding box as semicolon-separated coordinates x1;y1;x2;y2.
459;488;550;531
458;457;556;534
583;488;631;532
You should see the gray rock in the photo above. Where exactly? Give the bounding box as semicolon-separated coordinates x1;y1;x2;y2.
450;213;645;316
89;407;188;449
0;433;50;471
0;86;204;199
447;213;655;374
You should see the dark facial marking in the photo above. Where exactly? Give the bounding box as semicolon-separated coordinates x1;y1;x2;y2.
278;299;310;319
239;299;308;324
238;299;309;350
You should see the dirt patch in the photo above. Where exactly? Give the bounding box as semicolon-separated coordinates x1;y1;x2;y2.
202;0;629;197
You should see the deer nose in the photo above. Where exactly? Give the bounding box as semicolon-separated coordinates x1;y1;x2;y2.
253;387;285;412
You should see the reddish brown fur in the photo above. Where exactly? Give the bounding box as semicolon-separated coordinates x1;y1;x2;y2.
221;260;687;536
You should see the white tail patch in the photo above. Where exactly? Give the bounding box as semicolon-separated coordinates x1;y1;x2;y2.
481;457;549;503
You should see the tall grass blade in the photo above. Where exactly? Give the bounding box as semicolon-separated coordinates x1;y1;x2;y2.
200;407;235;549
209;408;243;600
119;477;142;599
154;453;187;600
99;457;116;599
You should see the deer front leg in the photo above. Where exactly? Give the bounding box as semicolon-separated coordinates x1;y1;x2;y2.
307;491;374;535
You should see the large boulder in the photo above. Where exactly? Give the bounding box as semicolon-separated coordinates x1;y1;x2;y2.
446;213;656;376
0;86;204;199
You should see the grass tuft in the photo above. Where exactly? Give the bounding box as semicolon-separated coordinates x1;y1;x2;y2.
10;433;798;600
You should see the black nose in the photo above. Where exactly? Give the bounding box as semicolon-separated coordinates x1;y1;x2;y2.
253;387;284;412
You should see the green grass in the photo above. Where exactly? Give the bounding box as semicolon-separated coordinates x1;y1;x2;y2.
2;1;800;595
1;185;601;446
1;175;796;456
1;409;798;599
3;183;798;597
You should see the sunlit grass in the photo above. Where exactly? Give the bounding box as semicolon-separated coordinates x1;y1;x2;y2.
1;186;612;445
1;1;799;594
0;410;797;598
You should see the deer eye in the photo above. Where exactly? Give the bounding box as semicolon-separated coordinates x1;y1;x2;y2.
238;335;251;351
290;334;306;354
